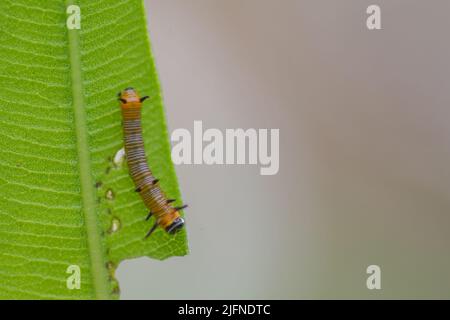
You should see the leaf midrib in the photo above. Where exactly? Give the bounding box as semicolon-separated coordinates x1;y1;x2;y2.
66;0;110;300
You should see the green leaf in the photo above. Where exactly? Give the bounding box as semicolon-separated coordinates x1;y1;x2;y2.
0;0;188;299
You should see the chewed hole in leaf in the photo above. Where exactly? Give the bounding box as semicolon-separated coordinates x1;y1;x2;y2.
113;147;126;167
105;189;115;200
109;217;121;234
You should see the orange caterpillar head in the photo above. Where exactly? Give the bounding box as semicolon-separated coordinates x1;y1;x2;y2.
118;87;149;107
160;210;185;235
167;217;185;234
145;207;187;238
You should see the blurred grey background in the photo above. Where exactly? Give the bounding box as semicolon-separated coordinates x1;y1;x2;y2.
117;0;450;299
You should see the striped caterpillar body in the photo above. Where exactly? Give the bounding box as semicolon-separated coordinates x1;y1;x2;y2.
118;87;186;238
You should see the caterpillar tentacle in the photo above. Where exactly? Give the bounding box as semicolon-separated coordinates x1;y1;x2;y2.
145;221;159;239
174;205;188;211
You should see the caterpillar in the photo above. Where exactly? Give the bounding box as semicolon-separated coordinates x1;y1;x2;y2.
118;87;186;238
